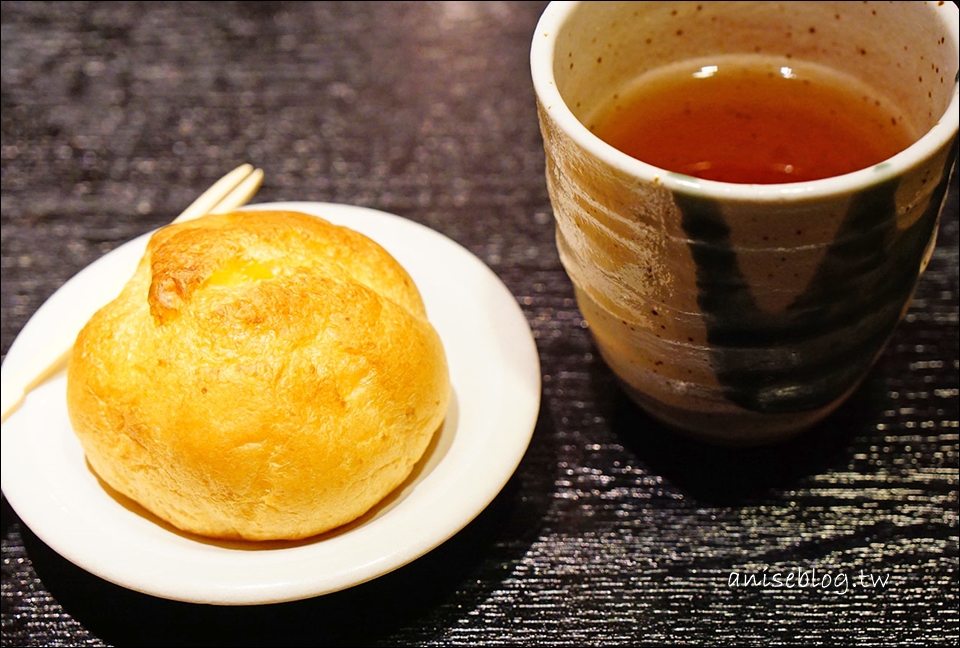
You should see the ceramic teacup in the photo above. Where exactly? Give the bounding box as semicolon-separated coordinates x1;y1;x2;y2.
531;1;959;443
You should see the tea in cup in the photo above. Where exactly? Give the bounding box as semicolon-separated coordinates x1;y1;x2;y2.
531;1;959;443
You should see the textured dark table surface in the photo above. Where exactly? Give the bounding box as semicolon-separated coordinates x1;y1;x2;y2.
2;2;957;646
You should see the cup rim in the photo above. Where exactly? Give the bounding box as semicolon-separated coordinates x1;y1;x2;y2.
530;0;960;203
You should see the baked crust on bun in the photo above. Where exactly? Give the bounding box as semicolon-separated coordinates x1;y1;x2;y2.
67;210;450;541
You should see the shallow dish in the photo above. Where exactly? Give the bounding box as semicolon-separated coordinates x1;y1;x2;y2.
0;201;541;605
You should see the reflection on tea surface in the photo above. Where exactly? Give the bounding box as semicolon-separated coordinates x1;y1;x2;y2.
589;55;917;184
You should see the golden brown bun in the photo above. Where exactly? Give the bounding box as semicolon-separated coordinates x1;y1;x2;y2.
66;210;450;541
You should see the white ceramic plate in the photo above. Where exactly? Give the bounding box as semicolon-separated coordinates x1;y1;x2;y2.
0;201;541;605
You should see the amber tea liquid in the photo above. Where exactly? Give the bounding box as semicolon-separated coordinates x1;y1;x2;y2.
589;55;917;184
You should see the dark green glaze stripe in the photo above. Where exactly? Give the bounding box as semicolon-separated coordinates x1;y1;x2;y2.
674;138;955;414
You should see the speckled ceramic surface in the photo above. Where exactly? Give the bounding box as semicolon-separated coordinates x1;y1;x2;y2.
532;1;960;442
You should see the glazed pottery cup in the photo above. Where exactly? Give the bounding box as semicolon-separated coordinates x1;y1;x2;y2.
531;1;959;443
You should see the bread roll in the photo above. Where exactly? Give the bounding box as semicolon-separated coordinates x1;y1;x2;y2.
66;210;450;541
